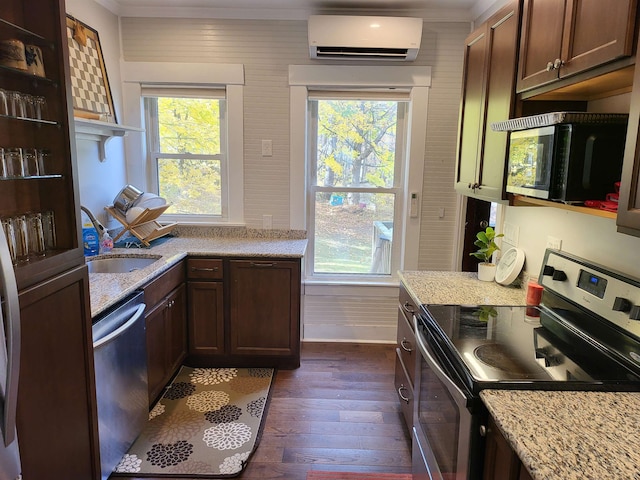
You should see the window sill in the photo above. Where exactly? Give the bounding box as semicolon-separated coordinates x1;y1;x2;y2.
303;277;400;297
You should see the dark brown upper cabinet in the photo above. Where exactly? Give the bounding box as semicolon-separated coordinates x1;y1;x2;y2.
455;1;522;202
517;0;638;93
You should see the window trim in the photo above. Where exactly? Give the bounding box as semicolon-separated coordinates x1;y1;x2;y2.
121;62;245;225
289;65;431;283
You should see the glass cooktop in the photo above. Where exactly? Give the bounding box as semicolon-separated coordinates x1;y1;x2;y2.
419;304;640;391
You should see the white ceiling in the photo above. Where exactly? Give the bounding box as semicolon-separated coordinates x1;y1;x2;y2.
96;0;500;21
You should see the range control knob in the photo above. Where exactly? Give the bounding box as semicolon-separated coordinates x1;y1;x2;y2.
552;270;567;281
613;297;632;313
543;265;555;276
630;305;640;321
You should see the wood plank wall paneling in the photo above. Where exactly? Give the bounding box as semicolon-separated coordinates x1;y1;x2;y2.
120;18;469;341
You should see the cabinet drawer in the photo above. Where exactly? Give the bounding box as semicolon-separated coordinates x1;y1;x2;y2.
143;261;185;309
397;309;416;386
394;349;414;429
399;284;418;323
187;258;224;280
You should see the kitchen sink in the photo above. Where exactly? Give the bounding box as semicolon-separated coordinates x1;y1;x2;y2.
86;255;161;274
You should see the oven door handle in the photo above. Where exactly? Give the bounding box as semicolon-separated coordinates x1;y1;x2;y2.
414;315;471;409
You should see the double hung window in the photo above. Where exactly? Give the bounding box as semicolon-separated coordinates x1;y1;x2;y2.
308;94;408;277
143;88;227;221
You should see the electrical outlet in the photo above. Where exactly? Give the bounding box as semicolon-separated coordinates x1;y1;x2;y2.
546;236;562;250
261;139;273;157
262;214;272;230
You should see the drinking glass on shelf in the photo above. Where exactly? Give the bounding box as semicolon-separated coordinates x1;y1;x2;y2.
41;211;56;251
0;89;8;116
22;148;39;177
0;147;6;179
26;213;45;257
8;91;26;118
4;148;23;178
13;215;29;262
33;96;46;120
1;217;18;264
37;149;52;176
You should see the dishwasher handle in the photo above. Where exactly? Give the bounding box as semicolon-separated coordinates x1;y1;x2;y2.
93;304;145;349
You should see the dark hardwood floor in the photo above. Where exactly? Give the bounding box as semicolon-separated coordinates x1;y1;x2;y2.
240;342;412;479
115;342;412;480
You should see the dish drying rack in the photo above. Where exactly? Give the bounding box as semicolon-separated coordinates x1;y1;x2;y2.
106;204;177;247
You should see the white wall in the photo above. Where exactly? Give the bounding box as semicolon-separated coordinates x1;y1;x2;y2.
66;0;128;229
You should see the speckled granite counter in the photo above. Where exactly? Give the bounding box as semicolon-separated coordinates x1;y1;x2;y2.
481;390;640;480
89;235;307;318
398;271;526;306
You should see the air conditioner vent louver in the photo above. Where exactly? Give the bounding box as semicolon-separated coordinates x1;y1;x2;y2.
308;15;422;62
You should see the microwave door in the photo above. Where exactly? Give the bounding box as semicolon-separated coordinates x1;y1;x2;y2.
0;230;21;480
507;126;555;199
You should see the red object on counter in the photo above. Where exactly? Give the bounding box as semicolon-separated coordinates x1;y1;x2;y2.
600;201;618;212
526;281;544;318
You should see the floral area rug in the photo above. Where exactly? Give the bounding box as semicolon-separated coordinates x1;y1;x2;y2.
113;366;274;478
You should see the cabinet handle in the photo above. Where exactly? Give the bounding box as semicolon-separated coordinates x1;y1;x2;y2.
191;267;219;272
401;301;415;314
397;385;410;403
479;425;487;437
553;58;564;70
250;262;275;268
546;61;555;72
400;338;413;353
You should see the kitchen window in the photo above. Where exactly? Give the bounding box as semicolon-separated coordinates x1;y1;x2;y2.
121;62;245;225
289;65;431;284
143;89;227;220
308;95;408;276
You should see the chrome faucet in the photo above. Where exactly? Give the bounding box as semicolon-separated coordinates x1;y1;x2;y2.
80;206;106;235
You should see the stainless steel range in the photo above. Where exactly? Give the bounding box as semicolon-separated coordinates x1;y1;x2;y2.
412;249;640;480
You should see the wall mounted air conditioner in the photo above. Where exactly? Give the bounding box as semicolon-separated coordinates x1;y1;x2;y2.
308;15;423;61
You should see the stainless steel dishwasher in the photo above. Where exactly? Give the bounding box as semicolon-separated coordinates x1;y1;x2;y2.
92;291;147;480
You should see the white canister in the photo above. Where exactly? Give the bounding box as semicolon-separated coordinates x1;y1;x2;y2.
0;39;27;71
25;45;45;77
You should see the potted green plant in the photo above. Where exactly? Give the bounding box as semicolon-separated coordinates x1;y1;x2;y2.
470;226;504;282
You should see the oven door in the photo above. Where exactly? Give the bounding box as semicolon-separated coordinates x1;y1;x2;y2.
413;315;479;480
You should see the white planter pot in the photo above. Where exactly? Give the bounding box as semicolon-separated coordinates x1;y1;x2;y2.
477;263;497;282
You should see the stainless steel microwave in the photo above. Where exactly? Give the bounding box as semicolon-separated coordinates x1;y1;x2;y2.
506;122;627;203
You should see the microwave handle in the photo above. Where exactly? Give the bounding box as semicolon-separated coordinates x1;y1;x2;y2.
583;135;595;187
413;315;470;409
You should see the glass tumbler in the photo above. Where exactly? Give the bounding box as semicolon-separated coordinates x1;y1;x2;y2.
26;213;45;257
8;91;26;118
0;147;6;179
4;148;23;178
1;218;18;264
37;149;52;176
12;215;29;262
22;148;39;177
41;211;56;251
0;89;8;116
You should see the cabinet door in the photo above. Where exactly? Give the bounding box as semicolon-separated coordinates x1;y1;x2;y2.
17;265;99;479
455;24;487;195
477;3;521;200
517;0;566;92
483;416;522;480
229;259;301;360
560;0;637;78
617;48;640;236
167;284;187;375
188;281;225;356
145;300;168;404
455;1;520;202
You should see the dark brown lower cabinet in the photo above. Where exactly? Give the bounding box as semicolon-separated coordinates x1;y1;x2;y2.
188;280;225;357
483;415;533;480
143;262;187;404
17;265;100;479
229;259;301;368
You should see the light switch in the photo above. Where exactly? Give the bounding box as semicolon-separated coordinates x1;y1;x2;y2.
261;140;273;157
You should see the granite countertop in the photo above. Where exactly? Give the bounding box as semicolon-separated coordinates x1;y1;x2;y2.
481;390;640;480
398;270;527;306
88;235;307;318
